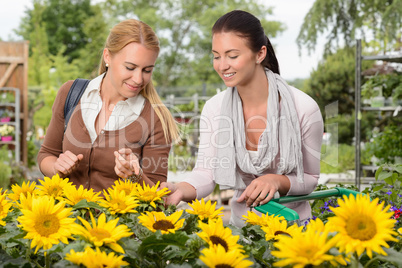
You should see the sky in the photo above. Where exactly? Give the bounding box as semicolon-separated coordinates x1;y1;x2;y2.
0;0;324;80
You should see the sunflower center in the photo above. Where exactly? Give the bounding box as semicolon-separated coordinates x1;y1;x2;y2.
216;265;233;268
346;214;377;241
153;220;175;231
90;228;111;240
274;230;292;237
34;214;60;236
209;235;229;251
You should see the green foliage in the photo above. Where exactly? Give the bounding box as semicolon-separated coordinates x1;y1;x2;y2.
320;143;371;174
27;138;39;169
306;47;376;143
0;146;12;189
307;47;370;116
33;87;57;130
297;0;402;54
18;0;97;63
365;124;402;164
361;72;402;101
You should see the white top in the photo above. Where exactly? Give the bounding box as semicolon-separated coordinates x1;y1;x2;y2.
80;73;145;143
183;85;324;227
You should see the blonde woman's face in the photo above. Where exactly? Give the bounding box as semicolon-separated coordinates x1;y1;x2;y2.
104;42;158;99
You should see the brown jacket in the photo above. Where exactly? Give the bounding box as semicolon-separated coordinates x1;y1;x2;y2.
37;80;171;192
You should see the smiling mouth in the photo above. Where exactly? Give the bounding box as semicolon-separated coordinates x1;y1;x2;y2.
223;73;235;78
126;83;141;90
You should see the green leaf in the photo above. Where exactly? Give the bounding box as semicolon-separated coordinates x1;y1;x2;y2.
375;166;384;181
379;171;393;181
138;232;190;256
72;199;103;210
167;263;193;268
372;185;384;192
395;165;402;174
377;247;402;265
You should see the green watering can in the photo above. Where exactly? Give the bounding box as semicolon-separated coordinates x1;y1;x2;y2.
254;187;362;225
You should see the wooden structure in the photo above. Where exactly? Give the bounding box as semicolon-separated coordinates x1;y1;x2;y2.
0;41;29;164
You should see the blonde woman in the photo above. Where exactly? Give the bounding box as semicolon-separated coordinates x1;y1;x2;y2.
38;19;179;192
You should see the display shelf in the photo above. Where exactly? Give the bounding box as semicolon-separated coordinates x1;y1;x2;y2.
354;39;402;189
0;87;20;163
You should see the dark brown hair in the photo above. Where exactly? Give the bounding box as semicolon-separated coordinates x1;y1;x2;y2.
212;10;280;74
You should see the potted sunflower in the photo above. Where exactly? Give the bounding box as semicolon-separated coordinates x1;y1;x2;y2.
0;124;15;141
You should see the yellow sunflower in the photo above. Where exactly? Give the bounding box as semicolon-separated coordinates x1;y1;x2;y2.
111;178;138;196
100;187;139;215
17;192;36;211
261;216;303;241
17;195;78;253
76;212;132;254
398;228;402;235
197;217;242;252
200;244;253;268
272;224;338;268
65;248;86;265
242;210;284;227
305;217;328;233
327;194;398;258
134;181;170;208
63;185;102;206
37;174;73;199
8;180;39;203
0;189;12;226
186;198;224;221
66;247;129;267
138;210;184;234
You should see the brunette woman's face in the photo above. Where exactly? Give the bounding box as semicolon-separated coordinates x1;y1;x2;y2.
104;42;158;99
212;32;260;88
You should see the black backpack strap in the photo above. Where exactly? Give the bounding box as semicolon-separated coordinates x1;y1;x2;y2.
64;78;90;132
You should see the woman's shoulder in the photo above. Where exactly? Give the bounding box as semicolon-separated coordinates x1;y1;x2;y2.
52;80;75;107
203;89;227;114
289;86;320;116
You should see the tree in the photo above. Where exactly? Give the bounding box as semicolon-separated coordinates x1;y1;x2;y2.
110;0;285;90
17;0;101;63
297;0;402;55
305;47;374;143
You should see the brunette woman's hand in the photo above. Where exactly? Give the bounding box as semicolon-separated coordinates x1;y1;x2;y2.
114;148;140;179
53;150;83;177
237;174;289;207
159;182;183;205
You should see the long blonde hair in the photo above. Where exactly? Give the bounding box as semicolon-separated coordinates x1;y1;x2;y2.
99;19;180;143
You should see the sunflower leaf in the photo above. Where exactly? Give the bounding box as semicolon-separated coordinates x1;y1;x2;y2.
72;199;103;210
138;231;189;256
377;247;402;265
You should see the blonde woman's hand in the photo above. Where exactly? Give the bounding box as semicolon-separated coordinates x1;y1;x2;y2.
53;150;83;176
114;148;140;179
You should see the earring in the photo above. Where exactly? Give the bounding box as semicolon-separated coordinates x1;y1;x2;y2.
106;63;109;67
256;61;260;64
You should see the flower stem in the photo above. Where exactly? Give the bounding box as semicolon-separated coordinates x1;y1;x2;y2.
45;251;50;268
351;252;360;268
364;256;379;268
